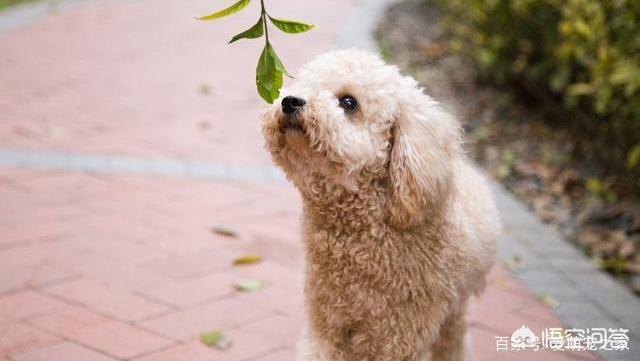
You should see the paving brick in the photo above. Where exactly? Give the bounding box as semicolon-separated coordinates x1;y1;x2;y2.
243;283;305;317
0;245;56;271
60;252;172;292
142;247;240;281
28;307;173;359
12;342;118;361
80;238;170;266
42;279;170;321
232;261;303;290
140;260;303;309
140;297;271;341
137;322;288;361
471;266;571;339
232;315;300;349
139;271;238;308
0;323;60;356
472;284;538;318
0;291;68;322
516;300;567;327
133;342;218;361
228;238;304;275
28;306;107;334
0;264;75;296
220;326;286;361
254;349;296;361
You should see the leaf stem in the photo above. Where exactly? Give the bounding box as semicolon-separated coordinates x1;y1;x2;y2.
260;0;270;45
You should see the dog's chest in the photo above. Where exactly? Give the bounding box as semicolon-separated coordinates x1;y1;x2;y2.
305;222;442;308
304;228;444;361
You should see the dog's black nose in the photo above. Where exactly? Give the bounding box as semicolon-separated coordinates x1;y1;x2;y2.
281;96;306;114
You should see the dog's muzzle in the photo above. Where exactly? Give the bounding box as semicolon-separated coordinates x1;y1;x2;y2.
281;96;306;115
279;96;306;132
278;114;304;133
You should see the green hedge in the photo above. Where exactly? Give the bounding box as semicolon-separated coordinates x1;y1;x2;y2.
435;0;640;182
0;1;32;11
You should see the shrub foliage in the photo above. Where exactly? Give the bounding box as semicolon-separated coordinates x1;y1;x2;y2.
436;0;640;185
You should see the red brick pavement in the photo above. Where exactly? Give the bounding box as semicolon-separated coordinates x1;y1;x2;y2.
0;0;600;360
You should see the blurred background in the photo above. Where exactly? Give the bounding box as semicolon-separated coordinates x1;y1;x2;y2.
0;0;638;361
378;0;640;293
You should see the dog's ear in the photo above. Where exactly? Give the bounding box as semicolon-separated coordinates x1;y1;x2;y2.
388;90;462;229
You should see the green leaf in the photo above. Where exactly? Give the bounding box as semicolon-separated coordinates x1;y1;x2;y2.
200;330;231;350
233;279;263;292
196;0;250;21
269;44;291;78
268;16;314;33
256;43;284;103
229;18;264;44
627;144;640;169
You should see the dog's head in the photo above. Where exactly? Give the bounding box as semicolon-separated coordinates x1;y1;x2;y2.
262;50;462;228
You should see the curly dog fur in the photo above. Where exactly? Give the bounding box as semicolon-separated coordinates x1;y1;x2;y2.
261;50;500;361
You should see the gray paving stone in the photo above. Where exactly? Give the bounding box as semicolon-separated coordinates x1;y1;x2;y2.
598;348;640;361
0;148;26;166
337;0;396;51
554;301;620;330
516;269;584;301
105;156;152;175
545;254;599;273
489;179;640;361
0;148;286;184
144;158;190;178
572;273;640;336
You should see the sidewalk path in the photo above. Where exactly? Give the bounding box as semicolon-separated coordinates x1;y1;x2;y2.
0;1;602;360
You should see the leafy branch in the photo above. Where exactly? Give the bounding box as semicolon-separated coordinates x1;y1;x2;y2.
197;0;314;104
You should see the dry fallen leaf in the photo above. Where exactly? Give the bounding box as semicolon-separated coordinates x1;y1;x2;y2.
495;279;512;290
504;255;522;269
200;330;231;350
211;227;238;238
199;83;212;95
417;41;448;58
539;294;560;309
233;279;263;292
232;254;262;265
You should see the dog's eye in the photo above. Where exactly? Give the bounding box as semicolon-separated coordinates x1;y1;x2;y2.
338;95;358;112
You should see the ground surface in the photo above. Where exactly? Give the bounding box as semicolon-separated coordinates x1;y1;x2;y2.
0;0;602;360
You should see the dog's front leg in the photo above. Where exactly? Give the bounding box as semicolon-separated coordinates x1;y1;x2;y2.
323;302;454;361
428;304;469;361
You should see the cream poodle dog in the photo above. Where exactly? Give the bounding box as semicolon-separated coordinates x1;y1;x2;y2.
262;50;500;361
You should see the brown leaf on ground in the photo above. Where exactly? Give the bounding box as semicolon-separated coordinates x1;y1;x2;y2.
417;41;448;59
232;254;262;265
539;294;560;309
211;226;238;238
504;255;522;270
